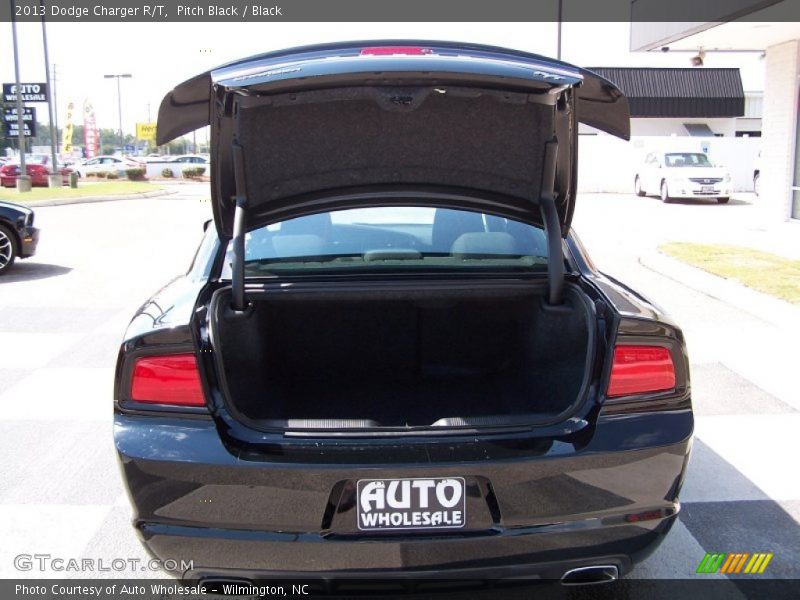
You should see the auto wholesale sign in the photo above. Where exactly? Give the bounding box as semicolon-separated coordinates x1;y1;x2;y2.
3;106;35;123
3;83;48;103
3;106;36;137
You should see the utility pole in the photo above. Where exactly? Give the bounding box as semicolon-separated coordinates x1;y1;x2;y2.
41;0;60;187
52;63;59;150
104;73;132;152
10;0;31;192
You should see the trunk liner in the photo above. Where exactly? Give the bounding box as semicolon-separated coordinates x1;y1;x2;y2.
212;285;592;429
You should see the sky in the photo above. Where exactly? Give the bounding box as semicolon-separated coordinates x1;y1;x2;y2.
1;21;766;137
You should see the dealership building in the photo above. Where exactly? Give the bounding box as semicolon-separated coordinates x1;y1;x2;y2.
632;7;800;222
587;67;759;137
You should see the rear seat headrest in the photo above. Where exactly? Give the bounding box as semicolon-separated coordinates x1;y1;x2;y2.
450;232;518;258
431;209;486;251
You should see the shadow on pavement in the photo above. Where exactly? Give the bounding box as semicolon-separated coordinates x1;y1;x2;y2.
679;439;800;581
0;262;72;282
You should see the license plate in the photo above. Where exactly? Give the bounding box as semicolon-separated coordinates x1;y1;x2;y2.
357;477;466;531
702;185;715;192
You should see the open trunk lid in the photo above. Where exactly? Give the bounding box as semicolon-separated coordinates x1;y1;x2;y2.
157;41;629;309
156;40;629;237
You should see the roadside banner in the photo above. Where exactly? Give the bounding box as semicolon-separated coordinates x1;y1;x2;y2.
62;101;75;155
82;99;99;158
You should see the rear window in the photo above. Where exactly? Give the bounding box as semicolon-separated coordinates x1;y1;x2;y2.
233;207;548;275
664;153;712;167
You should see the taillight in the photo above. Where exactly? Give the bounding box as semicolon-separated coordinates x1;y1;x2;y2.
607;345;676;398
130;353;205;407
360;46;434;56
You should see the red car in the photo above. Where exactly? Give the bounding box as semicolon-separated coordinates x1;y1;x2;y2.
0;155;72;187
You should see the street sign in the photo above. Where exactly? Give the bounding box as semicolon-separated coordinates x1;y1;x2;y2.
136;122;157;142
3;106;34;122
3;121;36;137
3;106;36;137
2;83;48;103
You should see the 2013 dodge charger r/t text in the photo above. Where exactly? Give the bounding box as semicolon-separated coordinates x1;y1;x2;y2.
114;41;693;584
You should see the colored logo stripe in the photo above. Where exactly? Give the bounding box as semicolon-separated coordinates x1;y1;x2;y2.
720;553;748;574
744;553;773;574
697;552;773;574
697;553;726;573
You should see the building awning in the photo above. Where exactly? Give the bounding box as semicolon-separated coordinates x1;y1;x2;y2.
586;67;745;118
684;123;715;136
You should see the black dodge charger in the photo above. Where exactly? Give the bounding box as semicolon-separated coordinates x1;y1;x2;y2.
114;41;692;585
0;200;39;274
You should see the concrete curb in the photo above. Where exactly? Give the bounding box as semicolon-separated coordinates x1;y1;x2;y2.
639;250;800;331
16;188;178;208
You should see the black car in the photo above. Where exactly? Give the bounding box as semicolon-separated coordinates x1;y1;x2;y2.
0;200;39;274
114;41;692;585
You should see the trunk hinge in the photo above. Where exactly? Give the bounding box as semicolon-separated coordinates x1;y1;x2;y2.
539;138;565;305
231;140;248;312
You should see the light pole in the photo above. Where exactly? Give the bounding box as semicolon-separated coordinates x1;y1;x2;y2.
104;73;132;153
41;0;60;187
10;0;31;192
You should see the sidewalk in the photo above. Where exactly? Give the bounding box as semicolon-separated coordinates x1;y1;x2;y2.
640;249;800;333
635;193;800;328
19;187;177;207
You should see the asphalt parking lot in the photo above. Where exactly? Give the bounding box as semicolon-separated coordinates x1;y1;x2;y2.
0;185;798;585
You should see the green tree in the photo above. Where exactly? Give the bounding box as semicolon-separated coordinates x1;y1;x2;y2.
162;138;187;155
28;122;54;146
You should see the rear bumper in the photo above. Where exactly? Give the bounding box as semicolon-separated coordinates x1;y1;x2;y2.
20;226;39;258
114;410;692;579
142;519;671;581
0;175;48;187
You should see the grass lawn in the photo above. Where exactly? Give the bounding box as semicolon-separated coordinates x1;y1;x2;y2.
0;181;160;203
660;242;800;305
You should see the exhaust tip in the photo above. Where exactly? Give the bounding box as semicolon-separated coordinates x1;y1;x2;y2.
561;564;619;586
